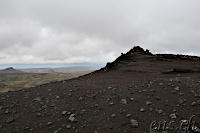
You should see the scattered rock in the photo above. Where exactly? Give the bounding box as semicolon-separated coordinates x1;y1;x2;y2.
37;113;41;117
6;117;14;123
174;86;180;91
108;86;112;89
130;119;139;128
109;102;114;105
197;100;200;105
130;98;134;101
126;114;131;118
47;122;52;126
148;129;157;133
156;109;163;114
54;130;58;133
191;102;197;106
34;97;41;102
80;109;86;115
66;124;71;129
170;113;176;119
79;97;83;101
111;114;116;117
62;111;67;115
140;108;145;112
5;110;9;114
94;104;99;107
146;101;152;105
68;114;75;122
193;126;200;132
121;99;127;105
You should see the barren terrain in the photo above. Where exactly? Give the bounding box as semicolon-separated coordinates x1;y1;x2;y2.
0;47;199;133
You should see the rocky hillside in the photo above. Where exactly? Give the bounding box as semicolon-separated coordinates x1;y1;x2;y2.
0;46;199;133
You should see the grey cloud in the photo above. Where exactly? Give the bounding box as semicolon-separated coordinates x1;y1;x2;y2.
0;0;200;64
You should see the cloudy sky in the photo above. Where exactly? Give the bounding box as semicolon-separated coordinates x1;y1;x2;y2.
0;0;200;65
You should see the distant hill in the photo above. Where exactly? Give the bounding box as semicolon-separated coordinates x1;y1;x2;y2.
0;67;24;73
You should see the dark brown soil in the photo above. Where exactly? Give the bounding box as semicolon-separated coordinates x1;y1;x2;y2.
0;47;200;133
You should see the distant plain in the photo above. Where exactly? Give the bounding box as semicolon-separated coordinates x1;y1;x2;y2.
0;68;94;93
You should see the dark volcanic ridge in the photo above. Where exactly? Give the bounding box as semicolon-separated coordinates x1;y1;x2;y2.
96;46;200;73
0;46;200;133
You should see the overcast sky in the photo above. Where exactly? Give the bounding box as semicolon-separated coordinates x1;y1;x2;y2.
0;0;200;64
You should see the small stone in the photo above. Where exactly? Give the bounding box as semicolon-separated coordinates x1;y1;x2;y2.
178;99;185;104
121;99;127;105
6;117;14;123
94;104;99;107
130;119;138;128
149;129;157;133
37;113;41;117
170;113;176;119
155;96;161;100
191;102;197;106
174;86;180;91
171;90;177;94
62;111;67;115
34;97;41;102
80;109;86;115
140;108;145;112
67;112;71;115
66;124;71;129
108;86;112;89
179;93;184;96
54;130;58;133
12;111;17;114
126;114;131;117
130;98;134;101
68;114;75;122
5;110;9;114
146;101;152;105
111;114;116;117
156;109;163;114
193;126;200;132
121;121;127;126
109;102;114;105
47;122;52;126
79;97;83;101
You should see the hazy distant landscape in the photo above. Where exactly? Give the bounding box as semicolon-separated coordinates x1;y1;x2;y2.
0;67;94;93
